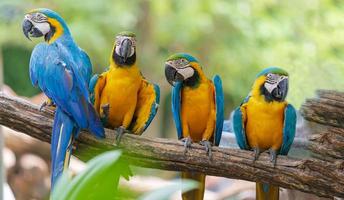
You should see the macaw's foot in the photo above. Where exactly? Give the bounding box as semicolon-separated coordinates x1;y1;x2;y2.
39;99;55;111
115;126;129;145
269;149;277;167
253;147;262;161
181;137;192;154
200;140;213;159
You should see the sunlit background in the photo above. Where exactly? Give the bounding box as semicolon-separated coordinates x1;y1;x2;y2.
0;0;343;199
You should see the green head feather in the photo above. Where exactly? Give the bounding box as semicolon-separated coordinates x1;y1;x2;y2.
117;31;136;37
166;53;198;63
256;67;289;78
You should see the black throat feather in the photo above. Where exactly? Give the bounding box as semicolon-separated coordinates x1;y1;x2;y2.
260;84;285;102
184;70;200;88
260;85;274;102
44;23;56;42
113;52;136;67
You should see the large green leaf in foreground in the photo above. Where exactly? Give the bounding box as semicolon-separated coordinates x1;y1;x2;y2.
52;150;125;200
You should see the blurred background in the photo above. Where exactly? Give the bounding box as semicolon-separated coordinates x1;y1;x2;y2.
0;0;343;199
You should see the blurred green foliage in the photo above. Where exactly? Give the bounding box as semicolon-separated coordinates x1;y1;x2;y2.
1;0;344;109
53;150;197;200
2;46;40;96
53;150;139;200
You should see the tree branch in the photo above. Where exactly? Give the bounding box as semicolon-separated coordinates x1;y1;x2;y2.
300;90;344;160
300;90;344;129
0;93;343;198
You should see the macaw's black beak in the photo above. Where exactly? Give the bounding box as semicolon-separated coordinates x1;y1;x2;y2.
272;78;289;101
22;19;33;40
119;39;132;62
165;64;184;86
22;18;44;41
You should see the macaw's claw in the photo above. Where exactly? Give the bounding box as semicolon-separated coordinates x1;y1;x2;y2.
253;147;262;161
115;126;129;146
39;99;55;111
39;101;47;111
200;140;212;159
181;137;192;154
269;148;277;167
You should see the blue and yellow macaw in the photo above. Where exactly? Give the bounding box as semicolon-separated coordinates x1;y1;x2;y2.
232;67;296;200
22;8;105;190
89;31;159;142
164;53;224;200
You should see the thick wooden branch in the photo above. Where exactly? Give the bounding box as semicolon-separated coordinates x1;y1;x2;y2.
308;127;344;160
0;93;343;198
300;90;344;128
300;90;344;160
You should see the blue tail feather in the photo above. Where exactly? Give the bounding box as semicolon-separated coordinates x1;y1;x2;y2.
257;182;279;200
262;183;270;193
51;108;76;190
87;102;105;138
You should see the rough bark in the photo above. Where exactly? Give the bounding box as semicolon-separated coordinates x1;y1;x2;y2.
308;127;344;160
300;90;344;128
0;93;343;198
300;90;344;160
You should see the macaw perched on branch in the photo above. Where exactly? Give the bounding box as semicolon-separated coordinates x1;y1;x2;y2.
232;67;296;200
22;8;105;190
164;53;224;200
89;32;159;143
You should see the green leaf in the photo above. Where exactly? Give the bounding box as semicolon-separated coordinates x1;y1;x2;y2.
53;150;124;200
51;171;72;200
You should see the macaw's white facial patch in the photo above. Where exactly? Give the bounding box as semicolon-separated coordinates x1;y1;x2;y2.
166;58;194;80
115;36;136;57
264;82;277;93
115;45;121;55
166;58;190;69
114;45;135;57
32;22;50;35
176;67;194;79
25;13;50;35
264;73;288;93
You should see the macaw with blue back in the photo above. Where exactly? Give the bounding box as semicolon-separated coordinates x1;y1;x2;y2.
164;53;224;200
22;8;105;190
232;67;297;200
89;32;160;143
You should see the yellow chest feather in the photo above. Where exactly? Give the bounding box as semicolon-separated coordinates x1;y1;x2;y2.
101;66;142;127
181;82;214;139
245;96;287;150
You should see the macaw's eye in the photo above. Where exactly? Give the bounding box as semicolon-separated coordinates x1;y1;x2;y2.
181;59;186;62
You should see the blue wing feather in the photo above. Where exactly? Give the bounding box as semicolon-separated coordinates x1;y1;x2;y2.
232;107;250;150
280;104;297;155
29;33;104;191
78;48;92;83
213;75;224;146
56;44;90;101
30;44;104;138
29;43;49;87
89;74;99;104
171;82;183;139
141;84;160;132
